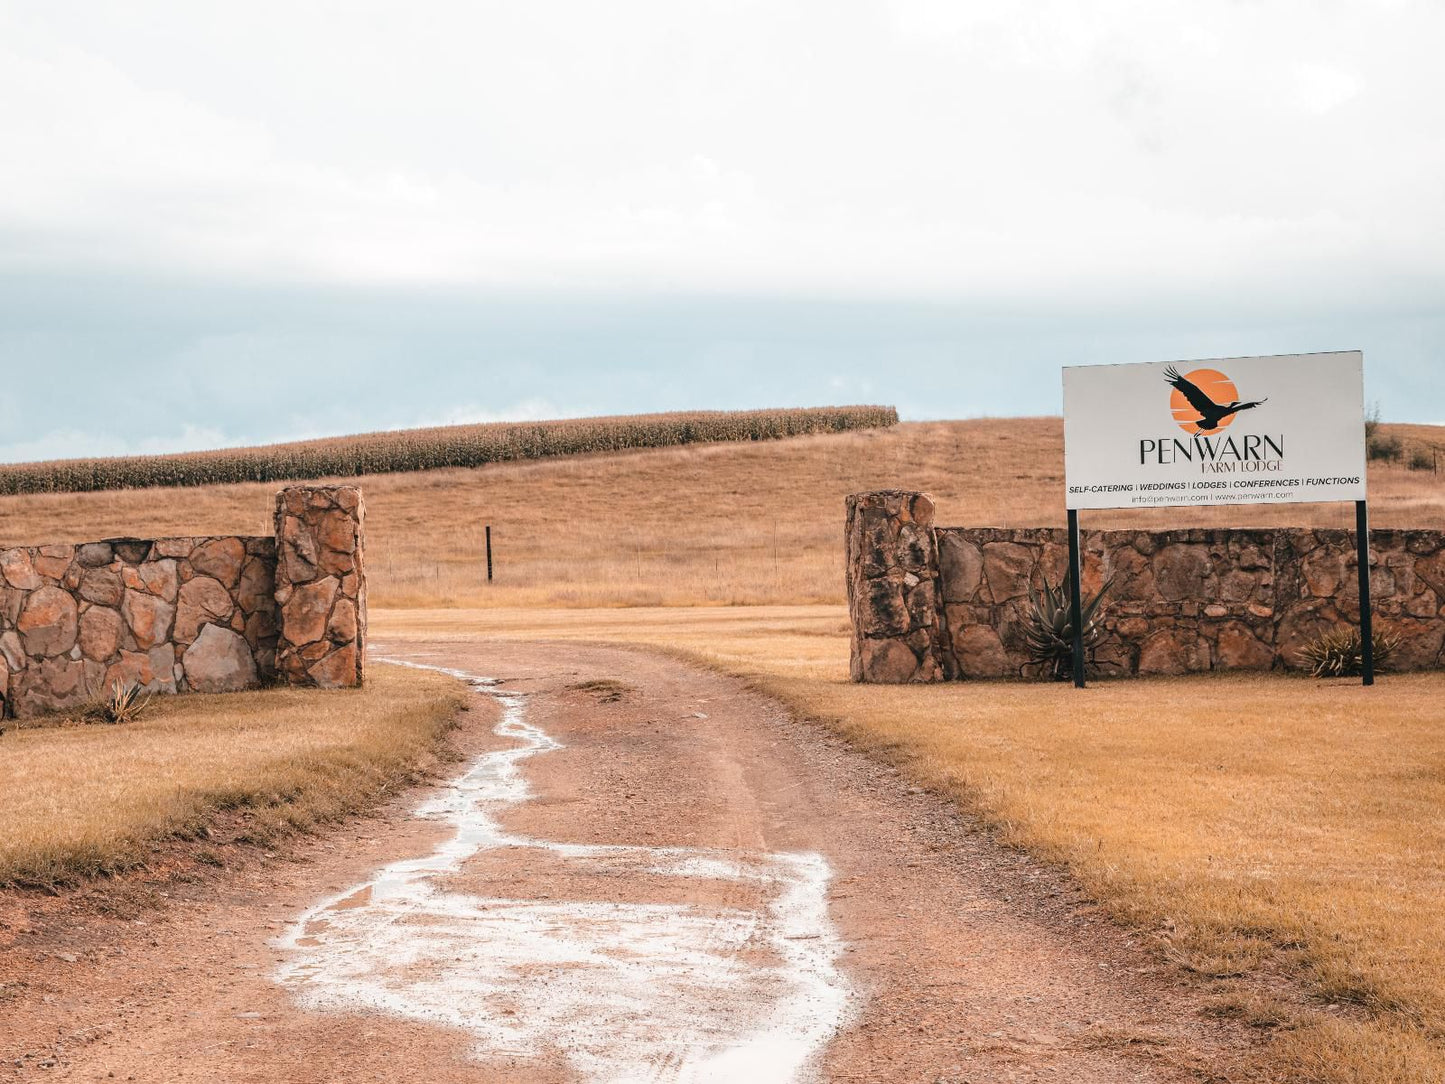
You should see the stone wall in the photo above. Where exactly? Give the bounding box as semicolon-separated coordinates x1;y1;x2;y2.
0;484;366;718
848;491;1445;682
844;491;951;683
273;485;366;689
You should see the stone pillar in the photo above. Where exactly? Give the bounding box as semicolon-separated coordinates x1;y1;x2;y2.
273;485;366;688
845;490;949;683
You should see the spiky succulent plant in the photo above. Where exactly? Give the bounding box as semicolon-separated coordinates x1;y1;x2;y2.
1023;576;1113;681
1297;628;1398;677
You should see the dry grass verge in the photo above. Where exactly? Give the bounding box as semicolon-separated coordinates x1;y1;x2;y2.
0;664;470;890
373;606;1445;1083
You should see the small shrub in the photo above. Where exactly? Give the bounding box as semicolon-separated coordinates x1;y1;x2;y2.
1408;448;1434;472
1364;403;1381;444
1297;629;1398;678
1367;433;1403;462
83;681;153;725
1022;576;1113;681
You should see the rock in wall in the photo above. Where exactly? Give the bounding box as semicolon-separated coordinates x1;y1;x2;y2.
845;490;950;683
0;536;278;717
273;485;367;689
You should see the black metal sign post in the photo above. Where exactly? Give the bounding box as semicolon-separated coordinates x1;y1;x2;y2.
486;524;494;584
1356;499;1374;685
1067;508;1086;688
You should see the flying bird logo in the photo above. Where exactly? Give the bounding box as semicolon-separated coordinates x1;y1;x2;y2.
1163;366;1268;434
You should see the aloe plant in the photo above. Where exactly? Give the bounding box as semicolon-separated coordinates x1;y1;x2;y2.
1023;576;1113;681
1297;628;1398;677
82;680;153;724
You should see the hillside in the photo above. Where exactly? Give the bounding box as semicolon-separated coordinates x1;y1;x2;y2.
1;419;1440;608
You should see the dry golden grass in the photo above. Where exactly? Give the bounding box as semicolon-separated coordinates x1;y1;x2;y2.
371;605;849;677
0;665;470;889
374;606;1445;1083
2;419;1440;609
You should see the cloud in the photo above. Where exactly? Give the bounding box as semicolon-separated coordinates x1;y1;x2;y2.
1291;63;1363;115
0;401;592;465
0;1;1441;304
0;1;1440;450
0;423;233;465
409;399;580;429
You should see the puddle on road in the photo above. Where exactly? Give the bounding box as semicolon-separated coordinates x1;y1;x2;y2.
275;657;853;1083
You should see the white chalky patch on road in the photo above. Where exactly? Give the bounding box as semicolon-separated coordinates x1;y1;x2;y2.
275;658;853;1083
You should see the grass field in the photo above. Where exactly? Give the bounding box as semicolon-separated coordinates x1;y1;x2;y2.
0;665;470;889
374;606;1445;1084
2;419;1441;608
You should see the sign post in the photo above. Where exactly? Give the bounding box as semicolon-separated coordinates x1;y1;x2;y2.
1067;508;1085;688
1356;499;1374;685
1062;351;1370;687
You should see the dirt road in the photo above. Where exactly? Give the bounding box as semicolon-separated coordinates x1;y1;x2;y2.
0;641;1253;1082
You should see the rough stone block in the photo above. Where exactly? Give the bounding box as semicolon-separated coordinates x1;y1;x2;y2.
183;624;259;693
79;606;125;662
18;586;79;658
121;590;175;650
175;576;234;643
308;642;360;688
982;542;1034;602
1138;628;1210;675
12;656;88;717
1;549;42;591
0;631;24;671
109;539;153;564
937;533;983;602
78;567;125;607
190;538;247;589
1152;544;1212;602
858;638;919;683
953;624;1009;678
1215;621;1274;670
77;542;114;568
121;559;178;602
152;538;195;559
33;548;73;579
282;578;338;647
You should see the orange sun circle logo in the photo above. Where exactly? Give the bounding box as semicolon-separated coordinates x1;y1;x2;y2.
1169;368;1240;435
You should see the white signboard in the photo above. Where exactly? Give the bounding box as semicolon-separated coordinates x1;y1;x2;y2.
1063;351;1366;510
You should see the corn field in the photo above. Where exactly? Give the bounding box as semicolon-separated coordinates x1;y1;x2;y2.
0;405;899;495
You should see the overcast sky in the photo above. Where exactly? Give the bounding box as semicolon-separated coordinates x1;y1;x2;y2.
2;0;1442;461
